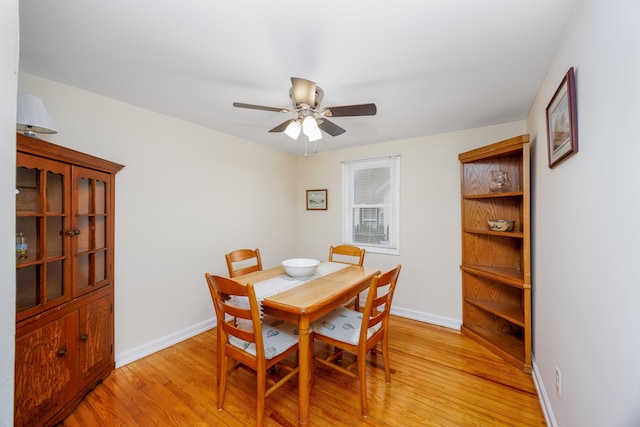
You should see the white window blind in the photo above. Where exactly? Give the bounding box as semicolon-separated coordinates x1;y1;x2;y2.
342;155;400;255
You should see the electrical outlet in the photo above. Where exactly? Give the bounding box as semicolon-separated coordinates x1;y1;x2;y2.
555;367;562;395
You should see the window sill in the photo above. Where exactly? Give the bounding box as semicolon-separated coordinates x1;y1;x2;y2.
358;246;400;256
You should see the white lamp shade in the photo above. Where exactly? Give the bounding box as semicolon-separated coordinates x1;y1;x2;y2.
16;94;57;135
284;120;301;140
302;116;322;142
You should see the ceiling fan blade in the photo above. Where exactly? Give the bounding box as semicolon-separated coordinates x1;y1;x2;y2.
290;77;316;108
317;118;346;136
269;119;296;133
233;102;290;114
322;103;377;117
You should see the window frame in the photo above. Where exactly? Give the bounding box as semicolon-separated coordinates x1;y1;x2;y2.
342;155;400;255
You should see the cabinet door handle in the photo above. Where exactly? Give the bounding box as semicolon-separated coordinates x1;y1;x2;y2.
81;334;89;342
65;229;82;236
57;349;67;357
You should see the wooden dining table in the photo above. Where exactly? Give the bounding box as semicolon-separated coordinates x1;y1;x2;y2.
233;262;380;426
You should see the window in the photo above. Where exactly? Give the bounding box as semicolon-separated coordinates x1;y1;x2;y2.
342;155;400;255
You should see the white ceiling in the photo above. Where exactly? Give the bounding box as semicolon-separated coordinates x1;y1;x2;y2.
19;0;580;156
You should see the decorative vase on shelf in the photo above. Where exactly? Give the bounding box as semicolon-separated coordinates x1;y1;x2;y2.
489;170;512;193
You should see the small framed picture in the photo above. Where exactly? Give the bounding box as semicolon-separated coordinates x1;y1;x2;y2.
546;67;578;168
306;189;327;210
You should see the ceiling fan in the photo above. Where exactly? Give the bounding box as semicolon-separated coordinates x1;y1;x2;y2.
233;77;377;143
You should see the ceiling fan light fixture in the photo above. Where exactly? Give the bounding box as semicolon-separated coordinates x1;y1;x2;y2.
302;115;322;141
284;120;301;140
308;132;322;142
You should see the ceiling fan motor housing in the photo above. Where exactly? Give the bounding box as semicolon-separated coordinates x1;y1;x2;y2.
289;85;324;111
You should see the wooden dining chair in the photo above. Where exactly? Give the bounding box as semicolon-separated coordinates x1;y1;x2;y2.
204;273;300;426
329;244;366;310
225;248;262;278
311;264;402;418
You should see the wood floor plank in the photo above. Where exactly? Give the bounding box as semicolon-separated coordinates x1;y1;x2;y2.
59;316;545;426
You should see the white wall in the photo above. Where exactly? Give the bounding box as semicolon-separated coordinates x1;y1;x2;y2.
0;1;18;424
18;73;300;364
294;123;526;324
527;0;640;425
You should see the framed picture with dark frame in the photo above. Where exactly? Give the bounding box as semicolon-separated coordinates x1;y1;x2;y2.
546;67;578;168
306;189;327;210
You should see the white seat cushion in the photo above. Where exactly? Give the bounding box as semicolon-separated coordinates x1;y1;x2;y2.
229;315;299;360
312;307;381;345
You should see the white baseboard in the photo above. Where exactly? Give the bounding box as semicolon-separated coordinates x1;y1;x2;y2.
115;307;461;368
389;305;462;330
115;318;215;368
532;356;558;427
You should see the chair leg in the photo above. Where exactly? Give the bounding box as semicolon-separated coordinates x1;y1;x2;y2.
382;335;391;383
216;328;223;385
256;367;266;426
217;354;229;410
357;349;368;417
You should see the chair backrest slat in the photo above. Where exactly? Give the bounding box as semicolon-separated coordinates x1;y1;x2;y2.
329;245;365;266
223;321;256;343
223;303;251;320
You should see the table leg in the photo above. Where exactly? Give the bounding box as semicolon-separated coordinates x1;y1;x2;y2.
298;317;311;426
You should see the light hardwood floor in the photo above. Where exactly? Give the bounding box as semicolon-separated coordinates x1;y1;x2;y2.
60;316;546;426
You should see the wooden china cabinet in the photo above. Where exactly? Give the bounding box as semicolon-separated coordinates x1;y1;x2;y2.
14;133;124;426
458;134;531;372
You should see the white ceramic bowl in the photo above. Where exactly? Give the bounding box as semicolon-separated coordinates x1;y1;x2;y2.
282;258;320;277
487;219;515;232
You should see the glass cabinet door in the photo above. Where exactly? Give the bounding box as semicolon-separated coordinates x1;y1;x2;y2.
16;153;71;320
72;167;112;297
